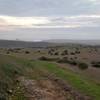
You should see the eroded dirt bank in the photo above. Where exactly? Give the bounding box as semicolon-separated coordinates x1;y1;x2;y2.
17;76;91;100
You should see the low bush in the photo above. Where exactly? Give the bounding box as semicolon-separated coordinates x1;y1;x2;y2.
6;51;10;54
25;51;30;54
57;57;77;65
91;61;100;68
78;62;88;70
75;51;80;54
68;60;77;65
54;52;59;55
39;56;59;62
61;50;68;55
70;52;75;55
57;58;68;63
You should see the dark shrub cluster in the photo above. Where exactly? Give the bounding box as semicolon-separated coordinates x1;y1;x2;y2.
70;52;75;55
50;48;55;52
61;50;68;55
6;48;22;53
48;50;53;55
25;51;30;54
54;52;59;55
91;61;100;68
7;49;14;52
38;50;40;53
75;51;80;54
6;51;10;54
78;62;88;70
48;48;59;56
14;48;21;51
57;57;77;66
39;56;59;62
39;56;47;61
58;57;88;70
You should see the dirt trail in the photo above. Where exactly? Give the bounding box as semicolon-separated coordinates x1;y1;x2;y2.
18;76;91;100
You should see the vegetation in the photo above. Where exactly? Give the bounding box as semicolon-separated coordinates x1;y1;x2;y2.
39;56;59;61
25;51;30;54
78;62;88;70
32;61;100;100
0;44;100;100
91;61;100;68
58;58;77;66
61;50;68;55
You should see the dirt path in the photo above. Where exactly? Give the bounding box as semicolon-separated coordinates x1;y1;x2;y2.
18;76;91;100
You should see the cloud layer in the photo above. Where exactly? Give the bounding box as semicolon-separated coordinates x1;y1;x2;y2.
0;0;100;16
0;15;100;31
0;0;100;40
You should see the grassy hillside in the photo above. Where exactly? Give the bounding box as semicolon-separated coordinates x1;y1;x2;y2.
0;54;100;100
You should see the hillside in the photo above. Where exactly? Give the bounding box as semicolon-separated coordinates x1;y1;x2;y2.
0;39;100;49
45;39;100;46
0;43;100;100
0;40;54;48
0;54;82;100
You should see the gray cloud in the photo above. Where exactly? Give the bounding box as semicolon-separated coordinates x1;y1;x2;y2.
0;0;100;16
0;0;100;40
0;15;100;30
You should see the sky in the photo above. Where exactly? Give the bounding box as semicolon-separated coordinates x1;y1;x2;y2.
0;0;100;41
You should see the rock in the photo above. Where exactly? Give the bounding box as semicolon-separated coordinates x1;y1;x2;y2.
7;89;13;94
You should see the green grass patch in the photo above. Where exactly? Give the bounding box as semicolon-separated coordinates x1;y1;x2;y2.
31;61;100;100
0;54;100;100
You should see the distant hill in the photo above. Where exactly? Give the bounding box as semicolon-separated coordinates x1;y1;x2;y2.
0;39;100;48
0;40;54;48
45;39;100;46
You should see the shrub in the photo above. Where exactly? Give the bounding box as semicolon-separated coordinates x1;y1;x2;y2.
57;57;77;65
14;48;21;51
57;58;68;63
75;51;80;54
74;56;77;59
78;62;88;70
50;49;55;52
68;60;77;65
7;49;14;52
54;52;59;55
48;50;53;55
39;56;59;62
38;50;40;53
39;56;47;60
6;51;10;54
61;50;68;55
25;51;30;54
64;50;68;54
70;52;75;55
91;61;100;68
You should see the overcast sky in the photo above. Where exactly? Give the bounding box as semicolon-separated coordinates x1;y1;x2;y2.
0;0;100;41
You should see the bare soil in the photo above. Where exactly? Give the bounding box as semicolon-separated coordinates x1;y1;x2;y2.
18;76;91;100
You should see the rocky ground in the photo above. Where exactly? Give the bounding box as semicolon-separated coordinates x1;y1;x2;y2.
17;75;91;100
